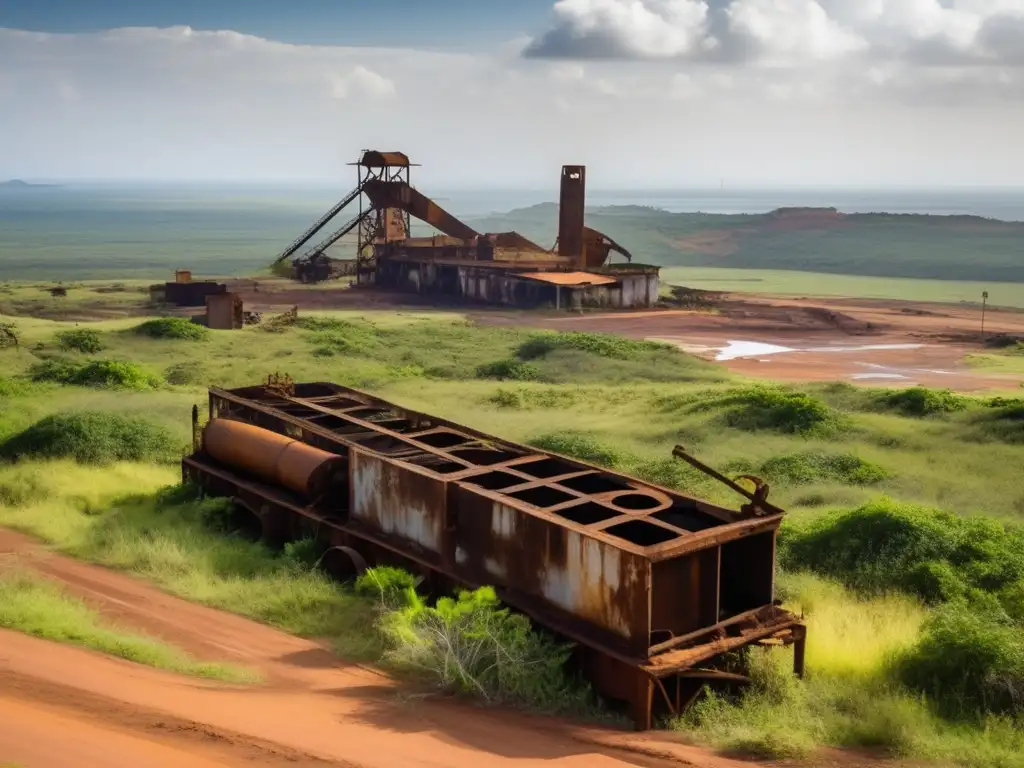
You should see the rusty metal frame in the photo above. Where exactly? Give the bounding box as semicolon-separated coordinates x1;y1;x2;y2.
188;380;806;730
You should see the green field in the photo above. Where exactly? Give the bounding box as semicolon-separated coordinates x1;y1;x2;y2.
2;304;1024;766
661;266;1024;308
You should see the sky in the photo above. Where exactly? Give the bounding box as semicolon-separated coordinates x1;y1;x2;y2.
2;0;1024;187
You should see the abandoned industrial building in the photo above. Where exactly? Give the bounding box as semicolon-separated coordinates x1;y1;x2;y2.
272;151;661;310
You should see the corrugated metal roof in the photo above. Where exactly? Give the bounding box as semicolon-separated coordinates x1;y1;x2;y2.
516;271;618;287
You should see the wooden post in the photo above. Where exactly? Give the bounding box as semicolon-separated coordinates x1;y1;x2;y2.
981;291;989;339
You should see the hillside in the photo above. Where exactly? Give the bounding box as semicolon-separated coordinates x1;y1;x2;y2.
467;204;1024;283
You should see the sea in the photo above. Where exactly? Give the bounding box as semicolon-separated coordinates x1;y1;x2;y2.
2;184;1024;281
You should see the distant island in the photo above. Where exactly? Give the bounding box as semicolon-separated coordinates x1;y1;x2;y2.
0;179;60;188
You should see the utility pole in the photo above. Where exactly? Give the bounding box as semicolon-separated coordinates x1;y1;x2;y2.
981;291;989;339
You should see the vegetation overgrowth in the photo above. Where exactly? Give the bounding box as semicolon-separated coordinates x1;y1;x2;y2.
2;307;1024;766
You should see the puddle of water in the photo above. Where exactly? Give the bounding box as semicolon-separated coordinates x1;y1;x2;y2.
806;343;925;354
715;341;795;361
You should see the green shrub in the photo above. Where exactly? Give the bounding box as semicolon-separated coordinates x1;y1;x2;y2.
893;604;1024;718
133;317;209;341
0;377;33;398
359;570;591;712
528;431;626;467
879;387;969;417
759;451;888;486
781;499;1024;614
31;358;161;390
55;328;103;353
475;359;540;381
714;386;845;436
297;317;381;355
355;566;419;611
0;411;180;464
517;331;666;361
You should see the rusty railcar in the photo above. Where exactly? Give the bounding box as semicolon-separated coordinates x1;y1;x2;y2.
181;380;805;728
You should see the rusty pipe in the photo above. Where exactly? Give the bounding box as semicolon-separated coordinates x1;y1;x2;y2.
202;418;346;500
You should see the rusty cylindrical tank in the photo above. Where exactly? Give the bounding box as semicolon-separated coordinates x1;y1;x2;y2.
202;418;345;500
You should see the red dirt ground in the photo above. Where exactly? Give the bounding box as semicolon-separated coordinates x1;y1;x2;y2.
226;279;1024;393
0;528;758;768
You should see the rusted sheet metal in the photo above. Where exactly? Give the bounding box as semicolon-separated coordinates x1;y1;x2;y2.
362;180;478;241
358;151;411;168
350;448;447;554
202;418;346;500
449;484;650;653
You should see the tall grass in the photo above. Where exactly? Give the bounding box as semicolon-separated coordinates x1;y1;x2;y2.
0;462;379;660
0;570;257;683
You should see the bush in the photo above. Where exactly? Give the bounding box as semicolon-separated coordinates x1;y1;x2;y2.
0;411;180;464
714;386;846;436
31;358;161;390
358;569;591;712
517;331;667;361
134;317;209;341
893;604;1024;718
528;431;626;468
780;499;1024;615
55;328;104;353
879;387;969;417
297;317;380;355
759;451;888;486
475;359;540;381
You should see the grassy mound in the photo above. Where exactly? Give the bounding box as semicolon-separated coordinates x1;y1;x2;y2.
55;328;104;353
894;604;1024;719
164;361;209;386
0;411;180;464
475;359;540;381
30;358;162;390
781;498;1024;615
517;331;667;361
758;451;888;486
700;386;847;436
879;387;969;417
133;317;209;341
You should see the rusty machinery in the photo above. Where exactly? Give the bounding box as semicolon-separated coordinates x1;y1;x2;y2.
272;150;635;285
182;380;806;729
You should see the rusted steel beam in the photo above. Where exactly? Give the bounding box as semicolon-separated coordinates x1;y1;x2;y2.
672;445;785;518
648;604;781;656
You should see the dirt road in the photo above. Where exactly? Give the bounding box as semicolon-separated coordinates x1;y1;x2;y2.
0;529;746;768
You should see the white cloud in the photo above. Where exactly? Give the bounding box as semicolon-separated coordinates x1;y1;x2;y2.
523;0;716;58
524;0;1024;67
331;66;395;100
1;23;1023;186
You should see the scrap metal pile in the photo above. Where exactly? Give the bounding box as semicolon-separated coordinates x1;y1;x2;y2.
182;377;805;729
